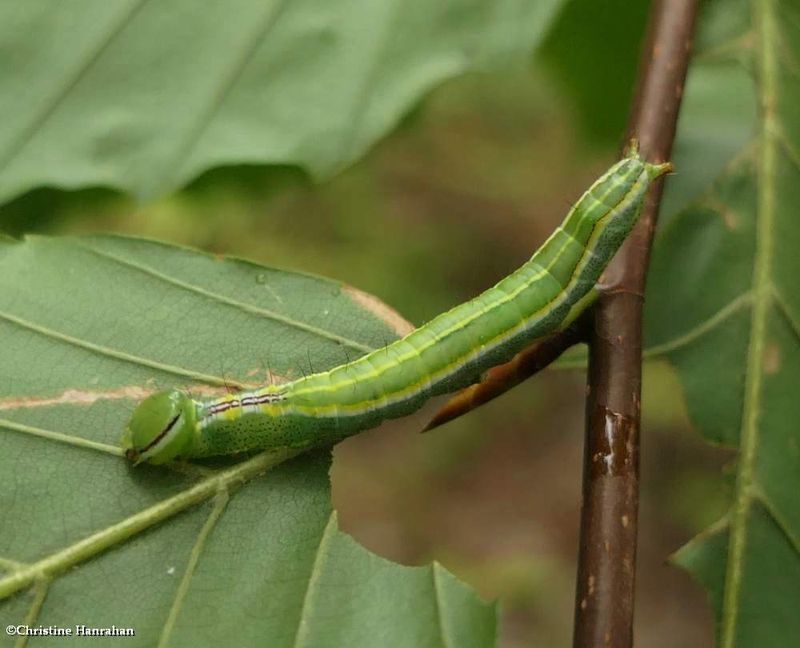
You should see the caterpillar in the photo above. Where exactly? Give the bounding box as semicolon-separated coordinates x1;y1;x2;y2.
123;147;671;465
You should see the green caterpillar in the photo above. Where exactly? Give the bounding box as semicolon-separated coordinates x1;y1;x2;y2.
123;148;670;465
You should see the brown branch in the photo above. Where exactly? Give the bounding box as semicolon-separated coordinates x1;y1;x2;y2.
572;2;699;647
422;313;590;432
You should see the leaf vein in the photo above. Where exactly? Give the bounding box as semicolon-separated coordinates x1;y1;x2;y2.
0;417;124;457
0;0;151;174
643;292;753;358
19;578;50;642
431;562;452;648
150;0;293;197
0;557;26;573
0;309;242;388
721;2;779;643
338;1;403;163
290;512;337;648
77;242;374;354
0;448;302;600
158;490;230;648
772;285;800;343
776;127;800;173
752;489;800;557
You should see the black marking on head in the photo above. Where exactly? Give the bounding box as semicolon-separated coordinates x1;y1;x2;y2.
139;413;181;454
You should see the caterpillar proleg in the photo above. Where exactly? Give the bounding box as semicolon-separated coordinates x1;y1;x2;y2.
123;148;671;465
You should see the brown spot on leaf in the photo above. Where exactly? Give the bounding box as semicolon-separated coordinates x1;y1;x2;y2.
247;367;289;385
706;197;739;229
0;386;155;410
764;342;781;374
343;285;415;336
0;383;253;411
721;208;739;229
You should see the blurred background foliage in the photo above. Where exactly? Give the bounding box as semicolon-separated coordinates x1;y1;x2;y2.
0;0;741;645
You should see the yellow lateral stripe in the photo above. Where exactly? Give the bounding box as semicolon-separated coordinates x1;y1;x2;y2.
122;152;670;465
283;177;647;417
286;311;534;417
286;167;643;399
286;263;549;398
290;239;560;395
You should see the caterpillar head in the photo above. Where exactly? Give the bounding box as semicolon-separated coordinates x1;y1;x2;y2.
586;151;672;231
123;390;196;465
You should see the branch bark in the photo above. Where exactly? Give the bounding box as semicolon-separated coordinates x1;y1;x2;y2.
572;2;699;647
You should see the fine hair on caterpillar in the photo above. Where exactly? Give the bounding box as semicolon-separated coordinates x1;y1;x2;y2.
123;146;672;465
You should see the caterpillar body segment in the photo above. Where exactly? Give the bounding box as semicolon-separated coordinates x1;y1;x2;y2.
123;151;671;464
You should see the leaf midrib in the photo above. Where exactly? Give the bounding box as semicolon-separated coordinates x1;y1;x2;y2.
0;0;151;175
720;0;781;643
147;0;292;198
0;448;302;600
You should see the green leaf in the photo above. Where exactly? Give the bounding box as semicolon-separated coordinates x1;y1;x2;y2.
645;0;800;644
659;0;756;221
0;236;496;646
0;0;564;205
539;0;651;142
